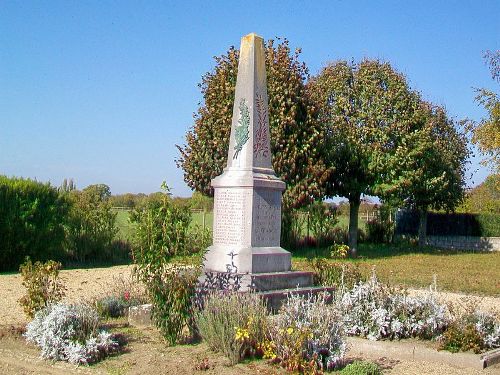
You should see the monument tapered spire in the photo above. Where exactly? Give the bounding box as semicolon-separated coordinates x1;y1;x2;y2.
203;33;289;275
226;33;273;170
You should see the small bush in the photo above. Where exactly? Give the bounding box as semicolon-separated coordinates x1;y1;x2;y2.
24;303;119;365
186;224;212;256
94;274;148;318
307;201;339;246
135;263;200;344
281;209;306;249
269;292;346;372
329;243;349;259
19;258;66;318
439;322;484;353
339;274;449;341
130;183;193;261
341;360;382;375
310;259;363;290
96;296;129;318
365;205;394;244
439;309;500;353
195;292;268;365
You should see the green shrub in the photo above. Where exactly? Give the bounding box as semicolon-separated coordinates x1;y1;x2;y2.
307;201;339;246
281;208;306;249
135;262;200;344
0;176;68;271
96;296;129;318
439;322;483;353
195;292;268;365
310;259;363;289
130;183;193;261
18;258;66;318
65;184;118;262
438;306;499;353
186;224;212;257
340;361;382;375
366;205;394;243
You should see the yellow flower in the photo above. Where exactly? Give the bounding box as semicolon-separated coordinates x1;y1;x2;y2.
234;327;249;341
287;327;294;335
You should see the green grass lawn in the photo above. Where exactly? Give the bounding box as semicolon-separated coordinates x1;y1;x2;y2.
112;209;499;296
191;211;213;230
113;209;135;241
292;243;500;296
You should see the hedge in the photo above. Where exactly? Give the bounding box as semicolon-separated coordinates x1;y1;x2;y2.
395;210;500;237
0;176;68;271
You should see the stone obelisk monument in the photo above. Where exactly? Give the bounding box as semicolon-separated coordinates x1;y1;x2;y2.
203;33;291;275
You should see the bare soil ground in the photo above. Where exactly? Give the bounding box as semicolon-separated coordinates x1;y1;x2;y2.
1;265;499;374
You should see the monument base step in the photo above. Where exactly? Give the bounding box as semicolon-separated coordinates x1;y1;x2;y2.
258;286;335;312
241;271;314;291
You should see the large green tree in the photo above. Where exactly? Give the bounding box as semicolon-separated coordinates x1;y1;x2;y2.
471;50;499;173
308;59;421;256
176;39;329;210
380;103;470;246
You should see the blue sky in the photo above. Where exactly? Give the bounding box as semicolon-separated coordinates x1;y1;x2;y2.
1;1;499;197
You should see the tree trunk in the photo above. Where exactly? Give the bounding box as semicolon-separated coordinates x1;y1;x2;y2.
348;195;361;258
418;209;428;247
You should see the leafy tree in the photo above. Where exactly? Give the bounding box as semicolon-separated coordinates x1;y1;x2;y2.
470;50;499;173
176;38;328;211
66;184;118;261
59;178;76;194
380;103;470;246
308;60;421;256
189;191;214;211
458;174;500;214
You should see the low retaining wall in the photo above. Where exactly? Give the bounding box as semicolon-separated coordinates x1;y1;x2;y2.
425;236;500;251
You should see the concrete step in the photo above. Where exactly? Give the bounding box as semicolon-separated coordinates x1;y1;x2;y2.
258;286;335;312
247;271;314;291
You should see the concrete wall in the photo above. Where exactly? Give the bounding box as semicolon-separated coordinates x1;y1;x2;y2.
425;236;500;251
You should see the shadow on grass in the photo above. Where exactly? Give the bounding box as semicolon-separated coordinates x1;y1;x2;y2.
290;242;491;261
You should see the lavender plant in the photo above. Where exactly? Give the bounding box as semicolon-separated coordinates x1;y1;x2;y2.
24;303;119;365
194;291;268;365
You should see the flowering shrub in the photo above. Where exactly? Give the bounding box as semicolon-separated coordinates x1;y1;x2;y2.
439;309;500;353
339;274;448;341
24;303;119;365
329;244;349;259
269;292;346;372
194;291;268;365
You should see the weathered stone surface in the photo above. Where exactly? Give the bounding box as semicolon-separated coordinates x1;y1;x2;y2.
203;33;289;275
128;304;152;327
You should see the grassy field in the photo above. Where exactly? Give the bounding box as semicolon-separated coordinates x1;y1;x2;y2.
114;209;135;241
292;244;500;296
